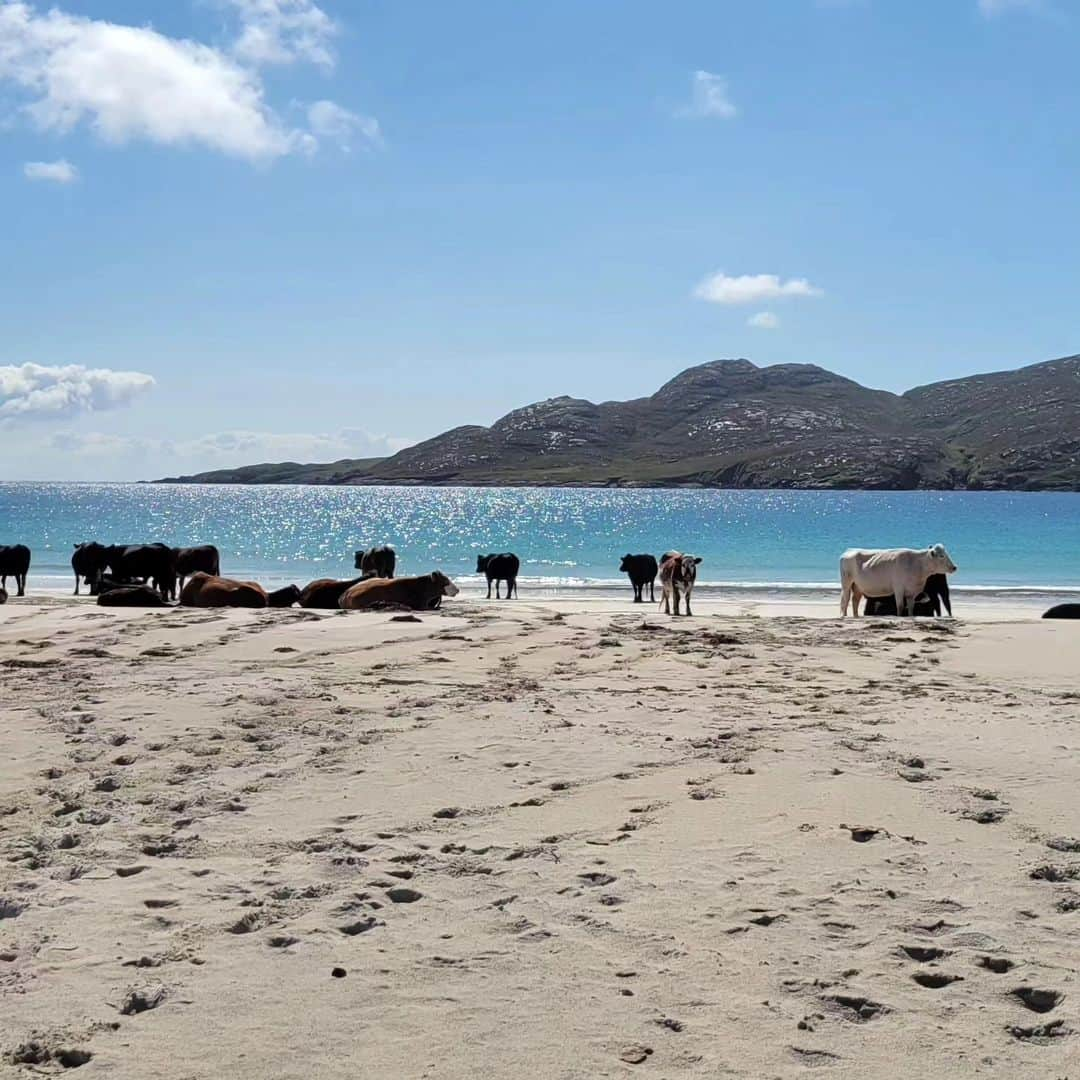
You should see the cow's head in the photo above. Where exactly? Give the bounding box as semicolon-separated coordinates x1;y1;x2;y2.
433;571;460;597
619;555;632;572
267;585;302;608
353;550;365;570
475;555;491;573
928;544;957;574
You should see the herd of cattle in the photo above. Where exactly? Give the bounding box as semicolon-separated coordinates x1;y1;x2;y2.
0;537;1076;618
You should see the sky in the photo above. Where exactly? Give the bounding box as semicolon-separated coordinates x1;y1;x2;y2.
0;0;1077;480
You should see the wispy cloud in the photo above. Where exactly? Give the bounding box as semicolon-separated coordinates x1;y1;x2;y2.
307;100;381;152
0;363;154;421
978;0;1043;14
23;158;78;183
223;0;337;68
694;272;824;305
747;311;780;329
0;0;373;162
682;70;737;119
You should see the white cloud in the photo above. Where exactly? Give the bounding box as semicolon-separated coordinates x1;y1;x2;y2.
978;0;1042;14
223;0;337;68
45;427;412;470
0;362;154;421
747;311;779;329
307;99;381;151
694;272;824;305
0;1;346;160
23;158;77;182
684;70;737;119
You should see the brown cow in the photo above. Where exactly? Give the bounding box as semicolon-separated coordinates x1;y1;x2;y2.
659;551;702;616
339;571;459;611
180;572;268;608
299;575;371;609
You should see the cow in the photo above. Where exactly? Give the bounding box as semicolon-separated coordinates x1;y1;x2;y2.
1043;603;1080;619
105;544;176;599
619;554;658;604
180;572;268;608
0;544;30;597
267;585;302;608
72;542;110;595
173;545;220;596
659;552;702;616
97;584;170;607
299;576;371;609
476;553;519;599
0;584;7;605
864;574;952;617
339;571;459;611
353;546;396;579
840;545;957;617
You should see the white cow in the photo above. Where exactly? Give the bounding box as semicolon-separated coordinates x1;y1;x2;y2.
840;544;957;617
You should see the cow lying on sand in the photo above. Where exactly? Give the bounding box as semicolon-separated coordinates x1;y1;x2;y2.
863;573;952;617
181;572;269;608
1043;603;1080;619
299;576;371;609
659;552;702;616
339;572;459;611
841;545;957;617
620;554;658;603
98;583;169;607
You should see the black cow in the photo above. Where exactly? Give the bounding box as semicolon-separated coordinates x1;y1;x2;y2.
619;553;658;604
0;544;30;597
72;542;110;595
267;585;302;608
1043;603;1080;619
173;545;220;596
477;553;519;599
354;545;396;578
864;573;952;617
105;544;176;599
97;584;169;607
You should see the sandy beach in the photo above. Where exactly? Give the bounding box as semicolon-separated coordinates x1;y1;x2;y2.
1;596;1077;1077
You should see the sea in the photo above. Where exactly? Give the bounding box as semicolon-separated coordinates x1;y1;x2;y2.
2;483;1079;607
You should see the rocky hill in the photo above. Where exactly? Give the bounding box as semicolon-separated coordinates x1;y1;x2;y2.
156;354;1080;490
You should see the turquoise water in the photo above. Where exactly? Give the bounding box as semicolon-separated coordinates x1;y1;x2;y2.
2;482;1079;597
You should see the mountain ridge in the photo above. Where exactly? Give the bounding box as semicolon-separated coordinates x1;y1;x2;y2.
154;354;1080;490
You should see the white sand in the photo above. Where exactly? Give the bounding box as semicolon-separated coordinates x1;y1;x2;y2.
1;596;1077;1077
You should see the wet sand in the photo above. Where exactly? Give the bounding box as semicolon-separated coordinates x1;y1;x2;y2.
1;597;1077;1077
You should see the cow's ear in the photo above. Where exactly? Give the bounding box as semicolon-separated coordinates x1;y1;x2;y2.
693;557;703;565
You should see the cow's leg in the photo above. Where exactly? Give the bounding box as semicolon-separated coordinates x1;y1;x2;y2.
660;588;670;614
633;582;641;603
684;589;693;617
850;584;862;617
486;578;492;600
673;589;681;616
74;572;80;596
18;573;26;597
894;586;909;616
841;580;851;616
495;580;501;599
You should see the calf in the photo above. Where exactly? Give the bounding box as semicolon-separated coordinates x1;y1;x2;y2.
841;545;957;617
477;553;520;599
354;545;396;578
0;544;30;597
659;552;702;616
340;572;459;611
619;554;658;603
864;574;952;617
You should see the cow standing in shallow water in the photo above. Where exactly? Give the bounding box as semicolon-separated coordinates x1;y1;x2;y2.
841;545;957;617
659;552;702;616
354;546;396;579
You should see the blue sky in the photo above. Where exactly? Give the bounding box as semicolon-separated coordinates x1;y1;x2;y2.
0;0;1076;480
